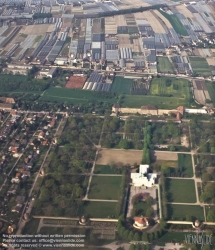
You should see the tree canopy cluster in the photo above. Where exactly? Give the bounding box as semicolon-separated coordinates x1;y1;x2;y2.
190;119;215;153
200;182;215;204
142;121;152;164
34;174;88;217
0;74;50;92
152;121;181;145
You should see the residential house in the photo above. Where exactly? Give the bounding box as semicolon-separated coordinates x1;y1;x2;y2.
11;204;22;213
22;170;30;178
16;195;25;204
11;177;20;184
48;119;55;128
38;131;45;139
7;184;18;195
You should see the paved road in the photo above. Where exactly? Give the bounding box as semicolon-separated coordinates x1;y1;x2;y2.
86;199;118;202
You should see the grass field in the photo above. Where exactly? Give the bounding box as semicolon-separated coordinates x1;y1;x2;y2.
94;165;122;174
157;57;174;73
189;57;212;77
41;87;116;104
159;10;188;36
110;76;133;94
166;179;196;203
206;82;215;105
122;94;190;109
157;232;197;243
151;160;178;168
150;77;191;99
78;201;118;218
167;204;204;221
88;176;122;200
178;153;193;177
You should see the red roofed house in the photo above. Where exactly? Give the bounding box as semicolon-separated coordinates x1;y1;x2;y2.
133;216;149;230
38;131;44;139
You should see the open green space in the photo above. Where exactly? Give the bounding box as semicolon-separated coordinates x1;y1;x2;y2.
122;94;190;109
88;176;122;200
159;10;188;36
167;204;204;221
189;57;211;77
166;179;196;203
41;87;117;104
157;57;174;73
94;165;123;174
150;77;191;99
110;76;133;94
206;82;215;105
157;232;197;243
78;201;118;218
178;153;193;177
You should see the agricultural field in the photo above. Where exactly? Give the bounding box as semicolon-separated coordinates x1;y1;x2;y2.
189;57;212;77
40;87;117;104
94;165;123;174
122;94;190;109
166;179;196;203
130;78;149;95
150;77;191;99
78;201;118;218
159;10;189;36
157;57;175;74
192;80;210;105
88;176;123;200
110;76;133;94
167;204;204;221
65;76;87;89
206;82;215;105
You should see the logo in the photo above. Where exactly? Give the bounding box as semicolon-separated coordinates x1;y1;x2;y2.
184;232;212;249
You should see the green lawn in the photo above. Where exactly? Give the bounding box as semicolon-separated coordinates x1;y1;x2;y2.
167;204;204;221
157;57;174;74
41;87;117;104
78;201;118;218
189;57;212;77
178;154;193;177
122;94;190;109
110;76;133;94
166;179;196;203
159;10;188;36
206;82;215;105
88;176;122;200
150;77;191;99
94;165;122;174
157;232;198;243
